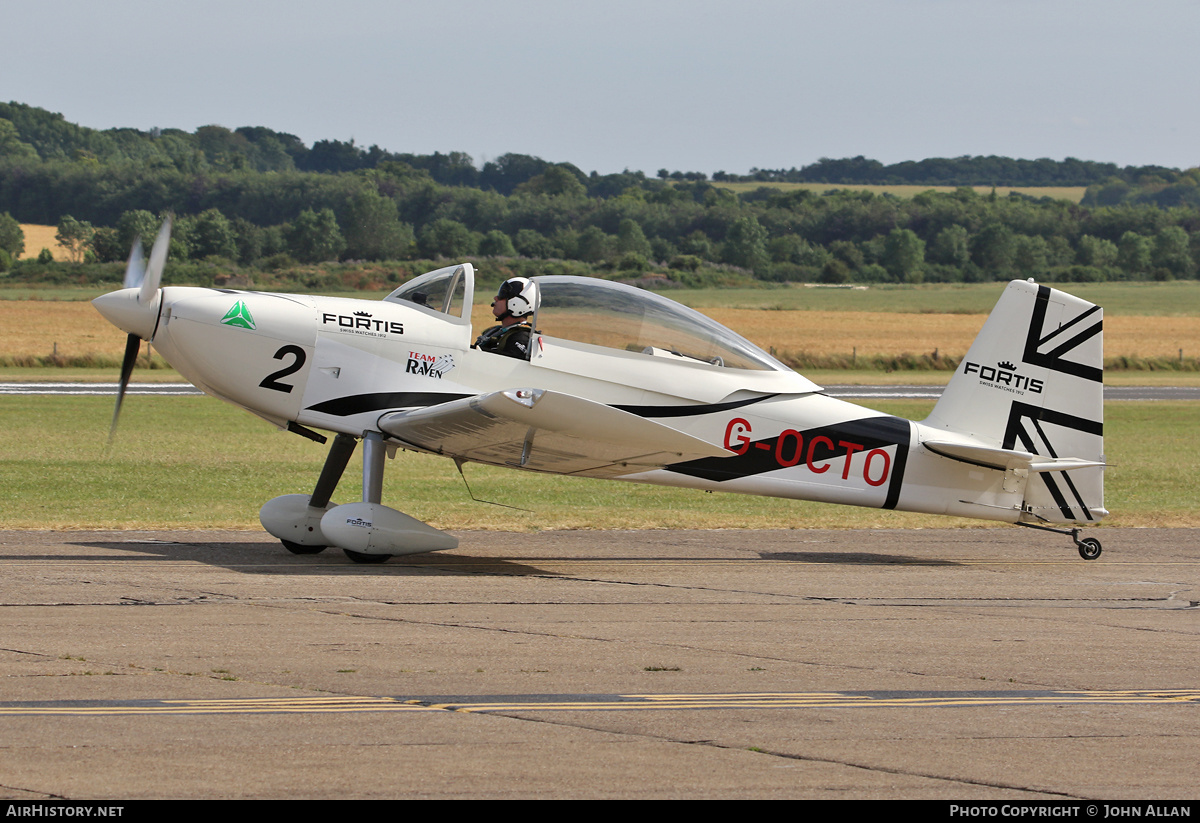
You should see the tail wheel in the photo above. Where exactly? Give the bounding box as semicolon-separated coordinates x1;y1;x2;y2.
1077;537;1102;561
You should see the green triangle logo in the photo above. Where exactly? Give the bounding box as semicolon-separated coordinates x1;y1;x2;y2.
221;301;256;330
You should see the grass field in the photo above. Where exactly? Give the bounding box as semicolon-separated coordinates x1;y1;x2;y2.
0;395;1193;531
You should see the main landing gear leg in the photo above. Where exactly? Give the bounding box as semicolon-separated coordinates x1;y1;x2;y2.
312;433;358;509
1017;521;1102;560
342;432;391;564
276;433;357;555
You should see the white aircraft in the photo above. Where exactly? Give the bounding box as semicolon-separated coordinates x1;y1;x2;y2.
94;221;1106;562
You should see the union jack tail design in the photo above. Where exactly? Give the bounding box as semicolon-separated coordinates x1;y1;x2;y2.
924;280;1105;525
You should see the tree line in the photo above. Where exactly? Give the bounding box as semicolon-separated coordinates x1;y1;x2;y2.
1;102;1198;285
717;155;1187;188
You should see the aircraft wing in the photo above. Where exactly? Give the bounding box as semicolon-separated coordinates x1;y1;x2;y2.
377;388;731;477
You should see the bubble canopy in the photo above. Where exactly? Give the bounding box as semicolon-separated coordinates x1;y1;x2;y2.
530;276;787;372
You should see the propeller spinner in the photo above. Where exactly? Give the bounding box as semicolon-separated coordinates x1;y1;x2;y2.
93;218;172;441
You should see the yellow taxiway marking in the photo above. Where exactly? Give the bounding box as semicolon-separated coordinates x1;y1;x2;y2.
3;690;1199;717
0;696;428;715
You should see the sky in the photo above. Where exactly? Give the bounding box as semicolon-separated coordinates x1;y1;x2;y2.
4;0;1199;175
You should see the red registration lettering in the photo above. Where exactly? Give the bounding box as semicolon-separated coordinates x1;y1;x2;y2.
724;420;893;488
724;418;752;455
775;430;803;467
806;435;835;473
864;448;891;486
838;440;863;479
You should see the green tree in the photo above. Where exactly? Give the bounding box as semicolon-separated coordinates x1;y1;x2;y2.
418;218;478;259
116;210;162;252
341;189;413;260
768;234;813;265
515;164;587;197
480;153;551;195
513;228;556;258
288;208;346;263
478;230;516;257
1117;231;1152;277
1012;235;1049;277
574;226;614;262
928;225;970;267
1045;235;1075;267
0;118;38;160
820;258;851;284
828;240;865;272
617;252;648;271
1076;235;1118;270
0;211;24;259
677;231;713;259
722;215;768;270
190;208;238;260
1152;226;1195;279
195;125;252;170
55;215;94;263
971;223;1014;279
616;218;652;257
90;227;125;262
881;228;926;282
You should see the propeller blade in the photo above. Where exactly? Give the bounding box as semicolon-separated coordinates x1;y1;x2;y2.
140;218;172;304
123;236;145;290
109;333;141;443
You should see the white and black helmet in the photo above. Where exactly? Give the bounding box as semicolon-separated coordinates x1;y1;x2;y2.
496;277;539;318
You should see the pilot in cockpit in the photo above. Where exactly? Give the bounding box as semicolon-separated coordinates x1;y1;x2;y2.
472;277;539;360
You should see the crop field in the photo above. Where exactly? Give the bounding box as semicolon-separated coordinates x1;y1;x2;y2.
0;395;1194;531
16;224;70;261
672;280;1200;316
3;285;1197;371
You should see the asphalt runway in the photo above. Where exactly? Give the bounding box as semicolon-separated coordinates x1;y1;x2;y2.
1;527;1197;800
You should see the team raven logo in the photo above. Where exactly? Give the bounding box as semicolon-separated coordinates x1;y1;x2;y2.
406;351;455;378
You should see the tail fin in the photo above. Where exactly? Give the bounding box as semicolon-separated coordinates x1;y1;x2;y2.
924;280;1105;525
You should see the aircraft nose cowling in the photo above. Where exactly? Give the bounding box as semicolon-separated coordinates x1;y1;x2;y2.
93;287;161;340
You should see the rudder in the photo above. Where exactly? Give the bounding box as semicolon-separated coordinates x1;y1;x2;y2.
923;280;1105;525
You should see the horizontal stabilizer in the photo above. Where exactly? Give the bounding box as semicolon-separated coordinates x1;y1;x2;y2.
923;440;1105;473
378;388;730;476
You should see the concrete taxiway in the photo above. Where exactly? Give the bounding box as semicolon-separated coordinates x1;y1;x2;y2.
1;527;1197;800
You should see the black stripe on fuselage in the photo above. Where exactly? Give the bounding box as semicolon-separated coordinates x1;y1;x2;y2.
666;415;911;509
308;392;778;420
306;391;472;417
612;394;778;418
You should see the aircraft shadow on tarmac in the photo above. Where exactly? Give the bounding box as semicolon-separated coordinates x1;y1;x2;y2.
67;539;559;577
62;538;966;573
60;537;966;574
